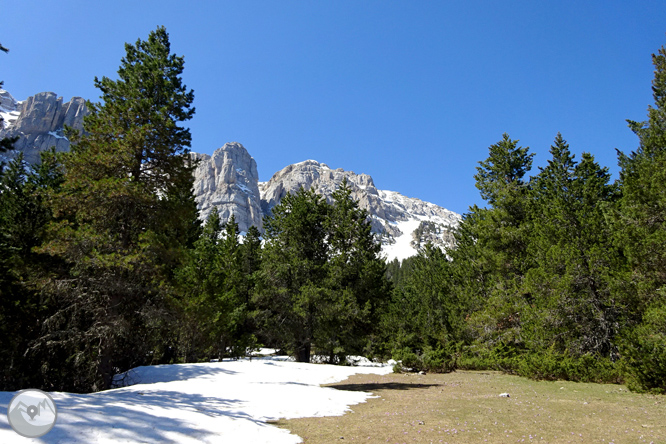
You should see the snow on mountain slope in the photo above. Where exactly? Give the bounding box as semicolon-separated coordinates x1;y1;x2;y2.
0;90;21;130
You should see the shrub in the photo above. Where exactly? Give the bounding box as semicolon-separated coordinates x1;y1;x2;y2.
515;347;621;383
392;345;457;373
620;303;666;394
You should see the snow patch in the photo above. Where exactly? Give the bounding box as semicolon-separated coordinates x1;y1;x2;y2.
0;357;391;444
381;218;422;262
237;183;252;194
48;130;68;140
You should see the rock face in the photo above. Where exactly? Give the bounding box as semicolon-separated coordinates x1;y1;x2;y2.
260;160;461;261
0;90;88;164
192;142;263;232
2;88;461;260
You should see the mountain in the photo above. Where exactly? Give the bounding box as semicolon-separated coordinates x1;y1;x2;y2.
258;158;460;261
191;142;263;233
0;90;88;164
1;90;460;260
191;145;461;261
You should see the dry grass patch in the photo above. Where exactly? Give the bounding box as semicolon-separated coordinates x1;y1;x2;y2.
276;370;666;444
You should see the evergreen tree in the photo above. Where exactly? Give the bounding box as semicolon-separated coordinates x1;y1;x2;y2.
615;41;666;393
383;243;460;371
256;182;389;363
456;134;534;355
0;149;64;389
176;213;254;361
525;135;620;358
256;187;330;362
36;27;198;391
321;179;390;361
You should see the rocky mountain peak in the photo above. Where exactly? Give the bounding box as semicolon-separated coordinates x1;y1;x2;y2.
259;159;378;215
0;90;88;164
259;160;461;261
192;142;263;232
2;88;461;260
0;90;19;117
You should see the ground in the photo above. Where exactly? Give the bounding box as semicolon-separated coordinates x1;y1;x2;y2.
278;370;666;444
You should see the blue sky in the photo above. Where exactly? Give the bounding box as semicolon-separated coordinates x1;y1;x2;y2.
3;1;665;214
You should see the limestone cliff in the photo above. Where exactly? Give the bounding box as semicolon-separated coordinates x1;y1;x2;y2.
1;88;461;259
0;90;88;164
259;160;461;260
192;142;263;232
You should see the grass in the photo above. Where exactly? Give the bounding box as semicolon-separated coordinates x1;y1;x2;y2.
276;370;666;444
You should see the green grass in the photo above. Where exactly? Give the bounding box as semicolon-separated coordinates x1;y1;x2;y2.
276;370;666;444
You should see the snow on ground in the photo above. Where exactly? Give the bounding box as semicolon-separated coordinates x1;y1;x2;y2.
0;356;392;443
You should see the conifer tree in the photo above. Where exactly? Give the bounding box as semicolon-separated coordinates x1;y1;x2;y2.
256;182;389;363
36;27;198;391
457;134;534;354
256;187;330;362
321;179;390;361
525;135;620;358
615;41;666;393
385;243;460;371
0;149;64;389
176;214;254;361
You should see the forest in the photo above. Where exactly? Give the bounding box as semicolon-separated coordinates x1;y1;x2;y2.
1;27;665;395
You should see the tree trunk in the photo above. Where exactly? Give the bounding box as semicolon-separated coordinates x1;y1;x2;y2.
295;342;311;363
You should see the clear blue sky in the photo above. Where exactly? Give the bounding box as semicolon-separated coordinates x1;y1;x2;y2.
3;1;665;214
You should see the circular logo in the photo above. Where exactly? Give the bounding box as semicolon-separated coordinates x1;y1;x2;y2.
7;389;58;438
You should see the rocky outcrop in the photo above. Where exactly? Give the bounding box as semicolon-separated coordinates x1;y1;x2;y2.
259;160;379;212
2;88;461;260
192;142;263;232
259;160;461;260
0;91;87;164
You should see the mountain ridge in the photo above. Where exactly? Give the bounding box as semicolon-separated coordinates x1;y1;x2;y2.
1;90;460;260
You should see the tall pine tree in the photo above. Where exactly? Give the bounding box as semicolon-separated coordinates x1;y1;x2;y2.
457;134;534;356
36;27;199;391
256;187;330;362
525;135;620;360
256;182;390;363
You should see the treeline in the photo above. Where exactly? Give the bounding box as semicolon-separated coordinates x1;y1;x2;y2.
2;28;665;395
384;43;666;394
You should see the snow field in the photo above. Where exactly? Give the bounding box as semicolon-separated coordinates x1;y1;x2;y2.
0;356;392;443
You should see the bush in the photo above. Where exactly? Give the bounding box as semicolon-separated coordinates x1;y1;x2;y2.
392;345;457;373
458;341;523;372
458;343;621;384
422;345;457;372
515;347;621;383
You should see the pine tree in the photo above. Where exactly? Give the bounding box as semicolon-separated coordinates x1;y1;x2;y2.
525;135;620;358
321;179;390;361
616;42;666;310
383;243;461;371
0;149;64;389
175;213;254;361
256;182;389;363
615;41;666;393
256;187;330;362
36;27;198;391
456;134;534;355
